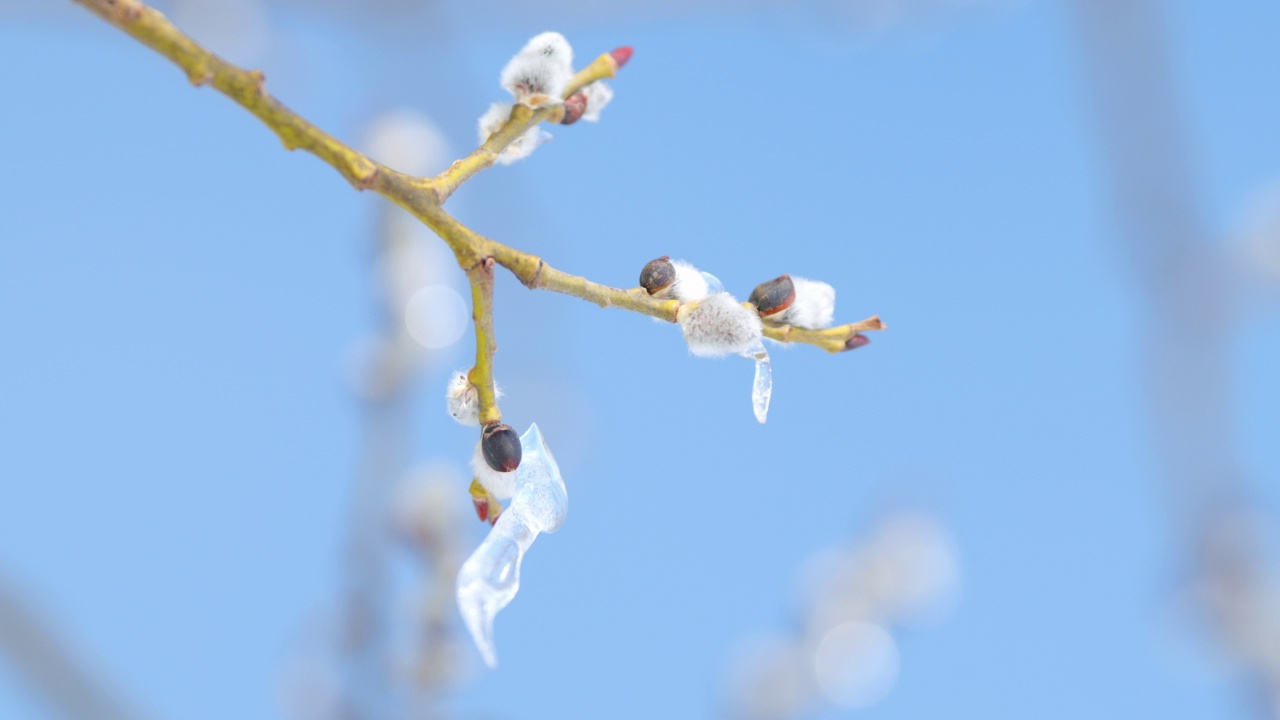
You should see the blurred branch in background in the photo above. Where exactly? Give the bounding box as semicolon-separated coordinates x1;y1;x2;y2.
722;513;960;720
1072;0;1280;715
0;573;154;720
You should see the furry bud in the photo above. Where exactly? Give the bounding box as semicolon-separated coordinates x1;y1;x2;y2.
481;423;522;473
446;371;480;426
640;256;676;296
500;32;574;103
748;275;796;319
677;293;764;358
786;277;836;329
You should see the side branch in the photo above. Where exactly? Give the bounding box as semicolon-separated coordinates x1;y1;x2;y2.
74;0;384;191
467;258;502;426
761;316;886;353
432;104;556;204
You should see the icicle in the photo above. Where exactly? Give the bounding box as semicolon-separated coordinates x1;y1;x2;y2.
740;341;772;424
456;424;567;668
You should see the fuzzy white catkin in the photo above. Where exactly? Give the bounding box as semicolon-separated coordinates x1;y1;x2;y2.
477;103;548;165
499;31;574;103
580;81;613;122
446;371;480;426
784;277;836;329
679;293;764;358
666;260;711;302
471;442;517;500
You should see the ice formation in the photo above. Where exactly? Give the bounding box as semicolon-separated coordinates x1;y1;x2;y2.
741;341;773;424
456;424;568;667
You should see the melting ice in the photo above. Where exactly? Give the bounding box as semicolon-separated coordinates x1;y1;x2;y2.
741;341;772;424
456;423;567;667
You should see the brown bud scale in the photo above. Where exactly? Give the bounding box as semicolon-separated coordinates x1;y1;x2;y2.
640;256;676;296
748;275;796;318
481;423;522;472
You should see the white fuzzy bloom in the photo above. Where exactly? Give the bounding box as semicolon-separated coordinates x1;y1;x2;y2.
783;277;836;329
678;293;764;358
446;371;480;426
446;371;502;425
477;102;550;165
653;260;721;302
500;31;574;103
580;81;614;122
471;442;517;500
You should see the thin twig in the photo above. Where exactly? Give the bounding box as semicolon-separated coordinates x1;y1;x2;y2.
466;257;502;425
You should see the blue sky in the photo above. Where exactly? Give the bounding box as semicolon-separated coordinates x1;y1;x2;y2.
3;1;1280;719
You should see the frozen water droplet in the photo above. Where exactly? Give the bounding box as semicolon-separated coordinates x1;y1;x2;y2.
456;423;567;667
740;342;772;424
701;271;724;296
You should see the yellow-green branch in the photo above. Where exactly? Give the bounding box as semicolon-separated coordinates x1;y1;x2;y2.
72;0;884;355
466;258;502;426
761;316;886;353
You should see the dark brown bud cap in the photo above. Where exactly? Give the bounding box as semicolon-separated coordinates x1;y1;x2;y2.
844;334;870;351
748;275;796;318
481;423;522;472
561;92;587;125
640;256;676;296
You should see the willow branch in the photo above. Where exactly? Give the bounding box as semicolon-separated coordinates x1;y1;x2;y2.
73;0;881;354
431;51;624;203
761;315;887;353
432;104;556;204
466;258;502;426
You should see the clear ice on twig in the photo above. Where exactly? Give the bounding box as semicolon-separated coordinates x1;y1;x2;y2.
740;341;772;424
700;271;725;296
456;423;567;668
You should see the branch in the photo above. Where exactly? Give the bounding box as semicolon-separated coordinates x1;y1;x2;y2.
0;575;153;720
72;0;882;354
466;258;502;426
761;315;886;353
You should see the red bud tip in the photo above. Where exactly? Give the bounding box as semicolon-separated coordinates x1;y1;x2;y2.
609;46;633;69
844;334;871;351
561;92;587;125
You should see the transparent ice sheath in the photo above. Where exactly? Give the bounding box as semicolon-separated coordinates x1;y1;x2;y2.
700;271;724;296
456;423;567;668
740;341;772;424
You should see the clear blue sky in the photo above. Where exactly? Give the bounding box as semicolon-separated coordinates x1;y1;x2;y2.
3;1;1280;719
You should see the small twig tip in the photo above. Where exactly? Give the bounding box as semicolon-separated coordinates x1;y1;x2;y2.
609;46;634;69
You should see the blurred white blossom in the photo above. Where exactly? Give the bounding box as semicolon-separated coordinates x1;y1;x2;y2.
579;80;614;122
361;109;450;177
